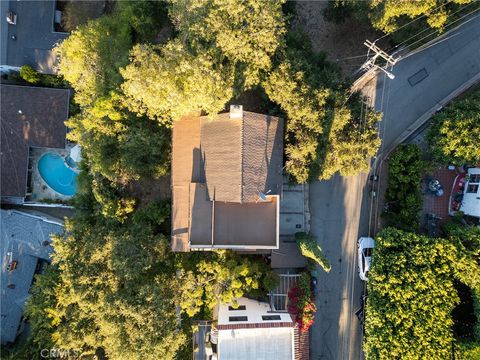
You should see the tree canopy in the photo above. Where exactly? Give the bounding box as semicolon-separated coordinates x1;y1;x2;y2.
368;0;474;34
121;41;234;123
55;15;132;107
178;251;277;317
295;232;331;272
365;228;461;359
264;31;381;182
25;202;186;360
427;88;480;166
168;0;286;88
66;93;171;185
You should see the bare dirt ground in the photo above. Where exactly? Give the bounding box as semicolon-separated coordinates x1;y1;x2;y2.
291;1;383;77
127;176;171;209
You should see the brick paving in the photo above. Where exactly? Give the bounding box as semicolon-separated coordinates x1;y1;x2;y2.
422;167;460;224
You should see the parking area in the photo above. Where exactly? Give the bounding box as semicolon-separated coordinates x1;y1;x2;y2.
270;181;309;269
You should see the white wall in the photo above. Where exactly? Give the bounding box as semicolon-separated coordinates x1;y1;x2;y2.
461;168;480;218
217;297;292;325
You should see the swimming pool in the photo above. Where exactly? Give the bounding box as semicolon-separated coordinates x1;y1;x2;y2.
38;153;78;196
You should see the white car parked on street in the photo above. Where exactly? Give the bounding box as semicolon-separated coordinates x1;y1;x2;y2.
357;237;375;281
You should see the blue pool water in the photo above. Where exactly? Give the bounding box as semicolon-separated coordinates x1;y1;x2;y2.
38;153;77;196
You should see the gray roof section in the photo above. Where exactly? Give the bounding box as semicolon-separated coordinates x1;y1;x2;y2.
0;209;63;344
1;0;68;74
200;112;284;203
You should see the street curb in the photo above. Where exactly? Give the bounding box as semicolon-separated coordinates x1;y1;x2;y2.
303;183;311;234
382;71;480;158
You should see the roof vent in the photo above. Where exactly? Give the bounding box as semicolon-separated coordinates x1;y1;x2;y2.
229;105;243;119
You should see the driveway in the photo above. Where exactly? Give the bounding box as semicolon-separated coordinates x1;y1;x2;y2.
309;14;480;360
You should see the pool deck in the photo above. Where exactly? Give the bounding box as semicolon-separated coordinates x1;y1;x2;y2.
27;146;74;203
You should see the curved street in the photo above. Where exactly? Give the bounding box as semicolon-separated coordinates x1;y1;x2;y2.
309;14;480;360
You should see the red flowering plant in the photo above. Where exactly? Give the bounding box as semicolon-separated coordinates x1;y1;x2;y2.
288;272;317;332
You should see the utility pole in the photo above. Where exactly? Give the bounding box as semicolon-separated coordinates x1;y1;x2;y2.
362;40;399;79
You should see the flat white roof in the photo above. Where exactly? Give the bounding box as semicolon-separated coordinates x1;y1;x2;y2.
217;327;294;360
460;168;480;218
218;297;292;325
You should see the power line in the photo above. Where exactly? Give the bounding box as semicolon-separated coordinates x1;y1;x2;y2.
398;6;480;57
373;0;457;43
390;0;477;52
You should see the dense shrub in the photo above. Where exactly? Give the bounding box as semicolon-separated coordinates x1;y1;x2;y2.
295;232;331;272
364;228;460;359
427;88;480;166
288;272;316;332
383;144;423;231
20;65;40;84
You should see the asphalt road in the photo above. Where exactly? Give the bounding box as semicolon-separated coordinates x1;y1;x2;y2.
309;14;480;360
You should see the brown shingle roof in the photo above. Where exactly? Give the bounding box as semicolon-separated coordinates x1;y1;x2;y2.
201;112;283;203
0;85;69;199
171;110;284;251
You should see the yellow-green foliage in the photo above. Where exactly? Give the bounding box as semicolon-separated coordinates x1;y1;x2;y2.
295;232;331;272
178;251;275;317
369;0;473;34
168;0;286;88
55;14;131;106
121;41;234;123
20;65;40;84
428;89;480;166
264;61;328;183
364;227;477;360
25;201;186;360
264;56;381;183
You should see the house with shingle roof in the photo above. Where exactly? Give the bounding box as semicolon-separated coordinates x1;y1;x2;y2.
0;209;63;345
0;84;69;204
171;106;284;251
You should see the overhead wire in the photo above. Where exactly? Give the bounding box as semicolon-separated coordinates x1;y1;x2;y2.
399;6;480;57
389;0;477;53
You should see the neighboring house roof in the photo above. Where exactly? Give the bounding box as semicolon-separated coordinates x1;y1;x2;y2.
0;84;69;201
0;209;63;344
171;109;284;251
1;0;68;74
460;167;480;218
215;297;295;360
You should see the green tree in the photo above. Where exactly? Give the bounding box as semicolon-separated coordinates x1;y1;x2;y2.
427;89;480;166
364;228;461;359
319;94;381;180
263;32;381;182
26;201;187;360
168;0;286;88
263;60;327;183
55;15;132;106
66;93;171;185
368;0;473;34
116;1;170;43
295;232;331;272
121;41;234;123
178;251;276;317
